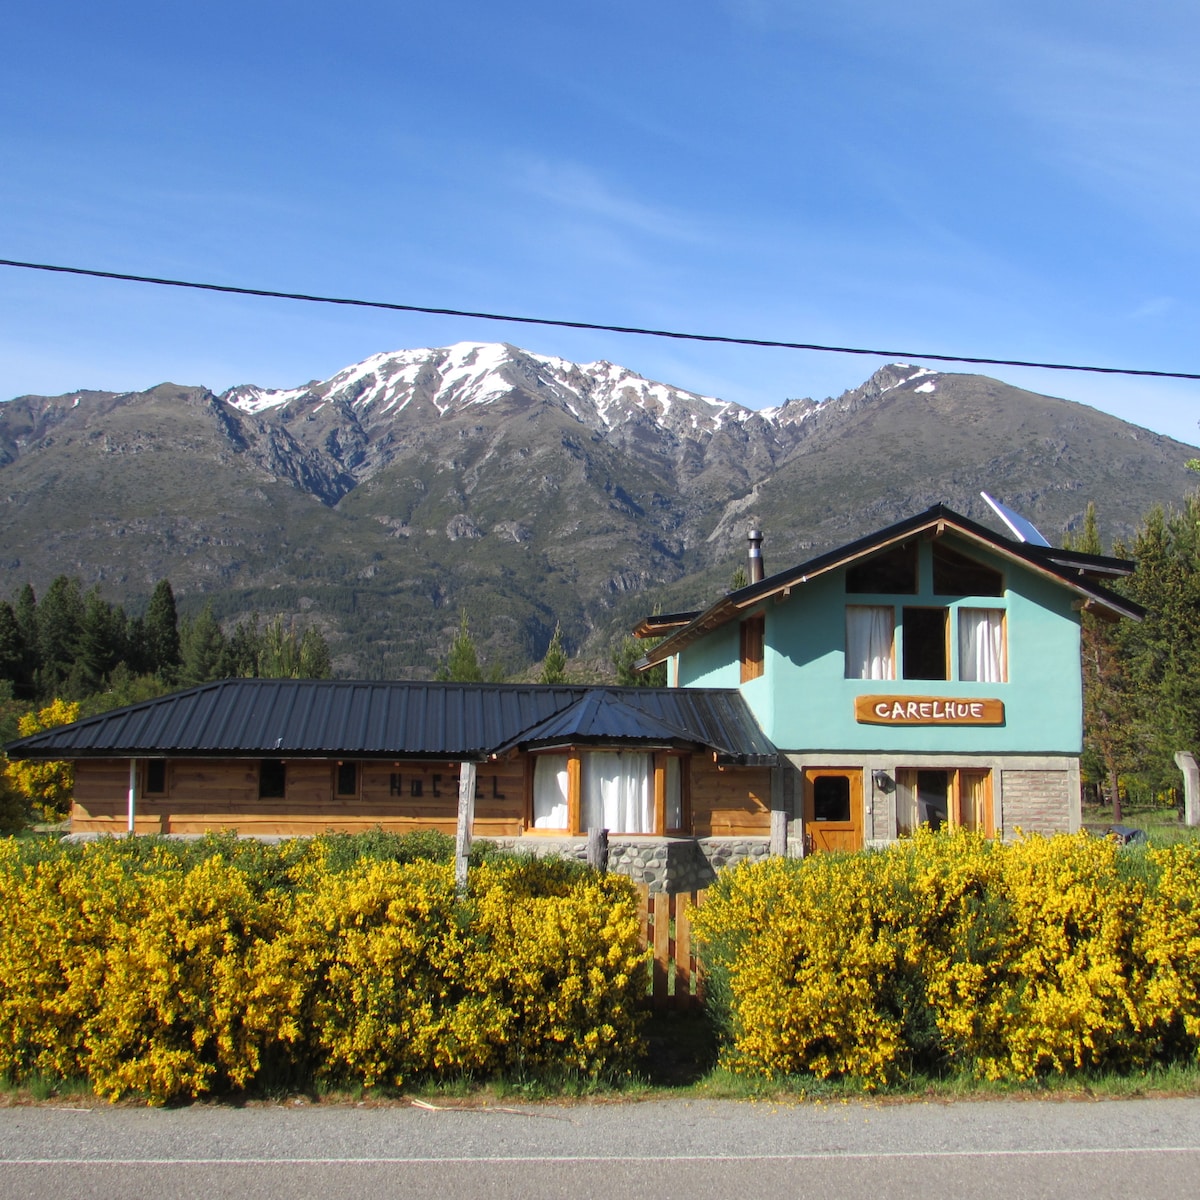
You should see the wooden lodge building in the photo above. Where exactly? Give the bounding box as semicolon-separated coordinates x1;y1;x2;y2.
634;503;1141;857
5;503;1142;891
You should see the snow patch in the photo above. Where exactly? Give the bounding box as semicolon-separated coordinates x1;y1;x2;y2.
914;381;936;394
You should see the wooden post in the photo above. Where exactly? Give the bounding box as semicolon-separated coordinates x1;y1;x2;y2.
586;826;608;872
1175;752;1200;827
455;761;477;893
127;759;138;835
769;763;787;856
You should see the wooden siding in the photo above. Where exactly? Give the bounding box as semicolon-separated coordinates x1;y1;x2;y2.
71;755;769;839
689;761;772;837
71;758;527;837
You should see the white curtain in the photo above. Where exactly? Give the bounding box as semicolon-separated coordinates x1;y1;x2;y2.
846;606;895;679
665;756;682;831
959;608;1005;682
582;751;653;834
532;754;569;829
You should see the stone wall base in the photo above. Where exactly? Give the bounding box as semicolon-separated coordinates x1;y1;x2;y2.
489;835;772;893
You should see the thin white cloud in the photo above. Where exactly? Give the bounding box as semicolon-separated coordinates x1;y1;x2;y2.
514;159;714;245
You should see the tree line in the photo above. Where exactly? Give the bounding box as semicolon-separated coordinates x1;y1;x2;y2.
0;576;332;710
1073;495;1200;815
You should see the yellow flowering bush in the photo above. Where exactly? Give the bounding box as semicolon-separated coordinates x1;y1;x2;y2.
693;830;1200;1088
4;699;80;820
466;862;648;1076
0;835;646;1101
83;856;285;1101
250;857;647;1088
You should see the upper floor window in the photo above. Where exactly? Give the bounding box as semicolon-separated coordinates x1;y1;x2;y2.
902;607;949;680
846;605;1008;682
740;614;765;682
959;608;1006;682
846;605;896;679
846;543;917;594
932;542;1004;596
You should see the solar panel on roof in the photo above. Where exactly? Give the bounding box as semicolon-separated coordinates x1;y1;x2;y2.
980;491;1052;547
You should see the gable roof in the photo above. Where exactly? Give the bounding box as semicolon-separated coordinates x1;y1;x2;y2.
4;678;776;767
636;503;1143;668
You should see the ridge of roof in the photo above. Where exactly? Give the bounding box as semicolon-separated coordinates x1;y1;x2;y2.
495;690;707;755
636;504;1143;668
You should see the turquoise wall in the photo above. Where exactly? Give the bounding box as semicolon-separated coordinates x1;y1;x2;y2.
679;536;1083;755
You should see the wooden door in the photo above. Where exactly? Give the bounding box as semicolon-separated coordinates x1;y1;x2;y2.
802;768;864;853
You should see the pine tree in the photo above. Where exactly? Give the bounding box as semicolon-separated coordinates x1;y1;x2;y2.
12;585;38;699
298;627;333;679
224;618;262;677
1117;496;1200;799
435;611;484;682
144;580;181;684
0;602;24;687
539;623;569;684
78;588;126;693
612;635;667;686
36;576;85;698
179;604;228;687
1069;505;1134;820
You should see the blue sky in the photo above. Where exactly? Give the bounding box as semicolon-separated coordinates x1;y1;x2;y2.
2;1;1198;445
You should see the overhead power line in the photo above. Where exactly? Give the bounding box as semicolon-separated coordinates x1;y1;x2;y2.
2;256;1198;382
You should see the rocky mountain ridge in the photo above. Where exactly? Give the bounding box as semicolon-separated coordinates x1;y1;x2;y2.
1;345;1195;677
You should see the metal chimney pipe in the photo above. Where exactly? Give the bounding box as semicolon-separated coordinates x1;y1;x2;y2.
748;528;764;583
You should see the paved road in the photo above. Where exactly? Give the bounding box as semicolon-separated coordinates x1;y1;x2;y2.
1;1095;1199;1199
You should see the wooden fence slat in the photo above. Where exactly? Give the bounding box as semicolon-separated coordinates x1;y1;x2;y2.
634;884;705;1011
652;893;671;1004
674;892;693;1009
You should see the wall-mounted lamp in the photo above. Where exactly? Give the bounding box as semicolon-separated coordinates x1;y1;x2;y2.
872;769;895;794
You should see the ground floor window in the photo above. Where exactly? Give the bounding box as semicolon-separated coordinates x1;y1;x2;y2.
896;767;992;835
143;759;167;796
259;759;286;799
334;761;359;798
531;749;686;834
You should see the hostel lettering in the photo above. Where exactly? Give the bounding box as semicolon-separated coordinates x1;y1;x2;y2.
854;696;1004;726
388;771;506;798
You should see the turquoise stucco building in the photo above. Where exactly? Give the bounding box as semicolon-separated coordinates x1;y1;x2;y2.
637;504;1141;851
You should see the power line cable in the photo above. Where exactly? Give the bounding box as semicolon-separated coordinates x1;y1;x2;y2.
2;256;1198;382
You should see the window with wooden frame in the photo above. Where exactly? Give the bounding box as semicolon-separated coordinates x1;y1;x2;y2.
143;759;168;796
530;749;687;835
845;605;896;679
258;759;286;799
895;768;994;836
845;542;918;594
901;607;949;680
333;760;360;799
740;614;765;682
958;608;1007;682
932;542;1004;597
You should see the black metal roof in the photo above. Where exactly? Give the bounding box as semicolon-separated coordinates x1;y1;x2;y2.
4;678;777;767
637;503;1144;668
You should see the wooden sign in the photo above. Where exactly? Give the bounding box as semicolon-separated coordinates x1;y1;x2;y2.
855;696;1005;725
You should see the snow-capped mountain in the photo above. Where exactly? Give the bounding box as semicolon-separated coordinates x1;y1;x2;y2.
224;341;755;435
2;343;1193;679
